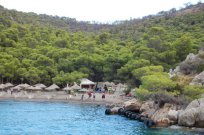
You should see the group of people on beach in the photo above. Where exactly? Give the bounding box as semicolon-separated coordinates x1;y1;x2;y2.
80;84;108;101
96;84;108;93
80;92;105;101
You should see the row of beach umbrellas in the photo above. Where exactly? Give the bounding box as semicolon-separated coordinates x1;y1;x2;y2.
11;83;46;91
0;81;126;92
0;83;14;89
62;82;81;91
0;82;82;92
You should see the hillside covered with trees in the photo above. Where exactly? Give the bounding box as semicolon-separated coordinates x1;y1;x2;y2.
0;2;204;101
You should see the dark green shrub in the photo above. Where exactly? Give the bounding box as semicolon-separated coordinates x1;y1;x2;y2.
183;85;204;101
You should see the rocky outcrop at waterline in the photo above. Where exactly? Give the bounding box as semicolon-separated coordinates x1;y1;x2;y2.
105;98;204;128
178;98;204;127
123;99;142;112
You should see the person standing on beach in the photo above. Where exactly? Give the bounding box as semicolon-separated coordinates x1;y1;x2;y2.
81;94;84;101
88;91;92;98
104;85;108;92
102;92;105;100
93;93;96;101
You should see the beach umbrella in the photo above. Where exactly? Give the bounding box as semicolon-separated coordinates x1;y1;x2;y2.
27;86;42;91
62;84;72;94
34;86;43;90
12;86;22;91
116;83;127;92
4;82;14;88
45;84;60;91
117;83;124;87
63;85;72;91
18;83;31;89
0;84;5;90
78;88;89;94
104;81;112;87
34;83;47;89
27;86;35;90
71;82;81;90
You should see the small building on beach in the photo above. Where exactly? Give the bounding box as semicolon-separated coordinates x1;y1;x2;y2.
80;78;95;89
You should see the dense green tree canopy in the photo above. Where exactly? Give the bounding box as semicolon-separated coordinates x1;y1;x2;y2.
0;3;204;88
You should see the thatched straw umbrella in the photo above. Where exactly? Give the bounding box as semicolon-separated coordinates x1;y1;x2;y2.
34;83;47;89
27;86;42;92
63;84;72;94
78;88;89;94
18;83;31;89
110;82;115;86
63;85;72;91
45;84;60;91
0;84;5;91
117;83;124;87
11;86;22;91
115;83;127;94
5;83;14;88
71;82;81;91
104;81;113;87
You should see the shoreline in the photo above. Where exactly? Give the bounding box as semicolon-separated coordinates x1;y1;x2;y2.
0;97;115;105
0;91;127;105
107;98;204;130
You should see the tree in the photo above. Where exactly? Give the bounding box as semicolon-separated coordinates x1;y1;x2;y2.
174;34;194;61
140;73;176;91
52;71;88;85
54;38;68;48
24;67;42;85
118;59;150;85
17;68;27;83
0;4;203;86
183;85;204;101
132;65;164;80
97;32;110;45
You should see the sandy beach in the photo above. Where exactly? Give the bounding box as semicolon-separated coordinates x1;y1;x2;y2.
0;91;130;105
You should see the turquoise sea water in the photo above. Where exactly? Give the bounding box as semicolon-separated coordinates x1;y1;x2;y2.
0;100;202;135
